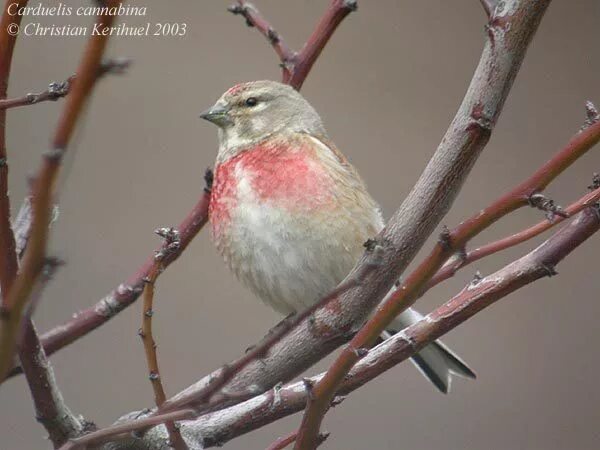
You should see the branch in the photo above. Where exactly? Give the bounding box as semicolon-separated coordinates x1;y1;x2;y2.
266;430;299;450
60;1;552;448
139;227;188;450
228;1;294;79
0;76;73;110
0;0;122;381
18;258;82;449
99;206;600;450
19;320;88;448
288;0;357;90
229;0;357;90
429;181;600;288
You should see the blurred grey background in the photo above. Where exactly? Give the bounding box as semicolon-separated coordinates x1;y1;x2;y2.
1;1;599;449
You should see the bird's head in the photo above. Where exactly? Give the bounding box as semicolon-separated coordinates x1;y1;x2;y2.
200;80;326;161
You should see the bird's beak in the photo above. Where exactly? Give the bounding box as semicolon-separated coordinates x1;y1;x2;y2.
199;104;232;126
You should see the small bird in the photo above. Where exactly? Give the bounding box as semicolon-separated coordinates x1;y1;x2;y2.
201;80;475;393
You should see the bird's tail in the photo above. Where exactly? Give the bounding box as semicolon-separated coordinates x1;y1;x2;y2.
383;308;476;394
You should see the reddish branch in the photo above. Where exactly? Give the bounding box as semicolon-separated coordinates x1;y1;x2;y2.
228;1;294;78
266;431;299;450
429;183;600;289
0;0;27;308
295;95;598;447
229;0;357;90
139;227;188;450
0;0;122;381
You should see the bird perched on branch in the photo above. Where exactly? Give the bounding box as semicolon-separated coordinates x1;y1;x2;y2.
201;80;475;393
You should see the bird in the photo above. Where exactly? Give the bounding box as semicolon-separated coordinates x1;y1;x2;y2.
201;80;475;393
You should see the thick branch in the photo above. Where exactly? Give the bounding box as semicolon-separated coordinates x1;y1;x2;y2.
19;320;87;448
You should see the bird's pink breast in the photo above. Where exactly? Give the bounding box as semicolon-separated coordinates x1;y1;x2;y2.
209;139;334;239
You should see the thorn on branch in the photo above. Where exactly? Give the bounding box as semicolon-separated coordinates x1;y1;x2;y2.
302;378;315;400
331;395;346;407
148;371;160;381
541;263;558;277
351;346;369;358
267;28;279;44
43;80;71;101
342;0;358;12
317;431;330;447
227;2;250;24
97;57;132;77
41;256;65;279
204;168;214;193
43;148;64;163
470;271;483;286
581;101;600;131
470;102;494;132
528;193;568;221
588;173;600;192
438;225;452;250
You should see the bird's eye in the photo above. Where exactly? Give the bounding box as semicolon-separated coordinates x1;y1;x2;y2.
245;97;258;107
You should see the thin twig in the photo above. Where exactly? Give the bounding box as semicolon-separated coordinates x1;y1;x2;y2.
266;430;298;450
229;0;357;90
228;1;294;79
139;227;188;450
0;0;122;382
295;86;597;447
428;183;600;288
0;76;73;110
288;0;357;90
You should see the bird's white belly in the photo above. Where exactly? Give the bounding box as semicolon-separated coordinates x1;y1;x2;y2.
223;200;361;316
